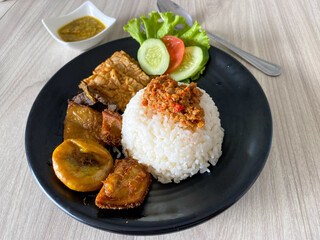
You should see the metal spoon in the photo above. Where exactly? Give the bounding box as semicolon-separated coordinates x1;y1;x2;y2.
157;0;282;76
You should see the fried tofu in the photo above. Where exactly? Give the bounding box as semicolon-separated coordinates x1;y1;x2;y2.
79;51;151;112
95;158;151;209
64;101;104;145
100;109;122;146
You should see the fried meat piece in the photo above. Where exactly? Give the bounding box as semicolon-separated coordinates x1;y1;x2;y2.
72;91;119;112
100;109;122;146
107;102;118;112
72;92;95;106
95;158;151;209
64;101;104;145
79;51;151;111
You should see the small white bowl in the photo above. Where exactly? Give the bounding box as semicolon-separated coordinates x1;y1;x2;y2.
42;1;116;51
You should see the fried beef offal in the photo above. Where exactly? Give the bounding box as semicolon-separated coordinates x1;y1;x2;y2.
72;92;95;106
79;51;151;112
64;101;104;145
95;158;151;209
100;109;122;146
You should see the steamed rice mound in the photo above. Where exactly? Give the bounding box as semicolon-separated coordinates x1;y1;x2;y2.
121;88;224;184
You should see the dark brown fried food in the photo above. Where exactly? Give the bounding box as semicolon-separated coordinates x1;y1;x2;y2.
79;51;151;111
64;101;104;145
100;109;122;146
72;91;118;112
95;158;151;209
107;102;118;112
72;92;95;106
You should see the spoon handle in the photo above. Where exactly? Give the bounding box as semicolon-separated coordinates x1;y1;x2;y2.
207;32;282;76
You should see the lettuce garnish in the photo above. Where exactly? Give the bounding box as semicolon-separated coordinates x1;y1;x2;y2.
123;11;210;50
123;12;210;81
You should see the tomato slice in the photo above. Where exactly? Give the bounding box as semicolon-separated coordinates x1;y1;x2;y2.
161;36;185;74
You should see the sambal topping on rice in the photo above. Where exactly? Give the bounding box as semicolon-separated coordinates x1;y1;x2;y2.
141;75;205;129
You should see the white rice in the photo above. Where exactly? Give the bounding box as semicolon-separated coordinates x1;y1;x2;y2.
121;87;224;184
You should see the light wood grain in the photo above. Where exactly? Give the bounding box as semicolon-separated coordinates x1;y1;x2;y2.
0;0;16;19
1;0;320;239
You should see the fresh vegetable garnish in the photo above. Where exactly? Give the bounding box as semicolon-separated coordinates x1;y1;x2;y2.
124;11;210;81
161;35;185;74
137;38;170;75
170;46;209;81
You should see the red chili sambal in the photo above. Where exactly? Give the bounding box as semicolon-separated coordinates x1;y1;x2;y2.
142;75;205;129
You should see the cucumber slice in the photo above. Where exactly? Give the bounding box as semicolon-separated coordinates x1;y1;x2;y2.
169;46;209;81
137;38;170;75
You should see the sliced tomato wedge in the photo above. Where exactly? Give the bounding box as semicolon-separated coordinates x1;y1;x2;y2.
161;36;185;74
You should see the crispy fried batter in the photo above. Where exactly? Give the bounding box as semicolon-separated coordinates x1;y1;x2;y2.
100;109;122;146
64;101;104;145
95;158;151;209
79;51;151;111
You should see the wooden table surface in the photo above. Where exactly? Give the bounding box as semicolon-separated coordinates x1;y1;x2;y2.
1;0;320;239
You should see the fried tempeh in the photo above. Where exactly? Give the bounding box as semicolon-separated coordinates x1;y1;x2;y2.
79;51;151;111
64;101;104;145
100;109;122;146
94;50;150;83
95;158;151;209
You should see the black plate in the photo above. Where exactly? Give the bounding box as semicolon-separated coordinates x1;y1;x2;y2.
25;37;272;235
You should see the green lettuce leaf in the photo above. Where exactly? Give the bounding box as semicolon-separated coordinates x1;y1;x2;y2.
178;22;210;50
123;18;146;44
180;79;191;84
123;11;210;50
123;11;210;81
140;12;162;39
190;66;206;81
156;12;186;38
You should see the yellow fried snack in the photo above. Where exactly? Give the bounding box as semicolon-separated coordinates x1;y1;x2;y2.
95;158;151;209
52;139;113;192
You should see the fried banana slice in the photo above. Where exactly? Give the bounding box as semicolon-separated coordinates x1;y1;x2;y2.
100;109;122;146
79;51;151;111
52;139;113;192
95;158;151;209
64;101;103;145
